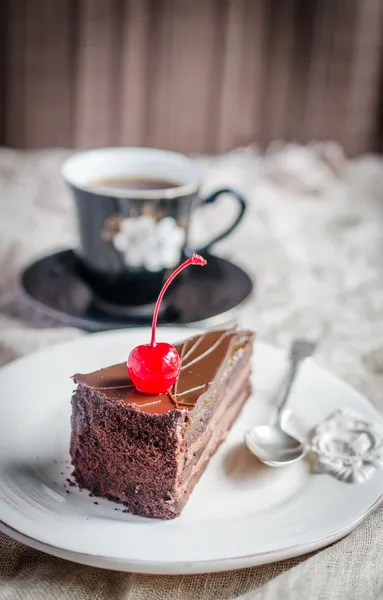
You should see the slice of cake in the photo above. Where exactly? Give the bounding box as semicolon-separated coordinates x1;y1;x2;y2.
70;328;254;519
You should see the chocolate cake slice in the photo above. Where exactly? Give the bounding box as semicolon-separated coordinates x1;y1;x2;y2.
70;328;254;519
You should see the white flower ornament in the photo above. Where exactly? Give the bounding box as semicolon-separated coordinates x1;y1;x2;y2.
112;215;186;272
310;409;383;483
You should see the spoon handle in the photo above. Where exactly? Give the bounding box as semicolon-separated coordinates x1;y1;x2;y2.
276;340;316;423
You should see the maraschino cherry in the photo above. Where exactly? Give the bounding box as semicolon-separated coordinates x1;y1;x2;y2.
127;253;207;394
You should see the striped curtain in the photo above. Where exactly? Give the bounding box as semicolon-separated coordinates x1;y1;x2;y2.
1;0;383;155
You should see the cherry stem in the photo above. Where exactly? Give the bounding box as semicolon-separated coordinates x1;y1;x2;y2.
150;253;207;347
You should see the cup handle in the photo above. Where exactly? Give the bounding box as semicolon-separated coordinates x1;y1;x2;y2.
195;188;247;254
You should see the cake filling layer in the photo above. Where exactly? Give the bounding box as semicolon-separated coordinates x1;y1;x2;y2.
177;369;254;496
177;362;252;481
182;385;251;499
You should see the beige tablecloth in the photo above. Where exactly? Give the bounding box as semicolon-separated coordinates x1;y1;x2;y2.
1;146;383;599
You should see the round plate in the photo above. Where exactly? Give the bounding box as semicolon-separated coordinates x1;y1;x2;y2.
20;250;253;331
0;328;382;574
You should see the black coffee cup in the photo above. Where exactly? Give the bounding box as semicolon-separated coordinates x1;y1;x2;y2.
62;147;246;313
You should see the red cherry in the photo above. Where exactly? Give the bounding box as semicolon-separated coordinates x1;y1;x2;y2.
127;253;207;394
127;343;180;394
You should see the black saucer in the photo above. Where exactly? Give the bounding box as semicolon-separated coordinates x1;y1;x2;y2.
20;250;254;331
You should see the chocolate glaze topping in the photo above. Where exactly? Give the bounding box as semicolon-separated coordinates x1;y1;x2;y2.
73;329;251;415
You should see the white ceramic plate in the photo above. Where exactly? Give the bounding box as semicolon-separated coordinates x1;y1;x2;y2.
0;328;382;574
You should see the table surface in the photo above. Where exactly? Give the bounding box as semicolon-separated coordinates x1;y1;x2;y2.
1;145;383;600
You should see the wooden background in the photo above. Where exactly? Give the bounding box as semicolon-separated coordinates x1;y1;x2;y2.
1;0;383;155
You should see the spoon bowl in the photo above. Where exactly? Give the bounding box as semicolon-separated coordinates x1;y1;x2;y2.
245;425;306;467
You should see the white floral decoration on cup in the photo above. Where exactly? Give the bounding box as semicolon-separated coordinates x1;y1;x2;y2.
310;409;383;483
113;216;186;272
